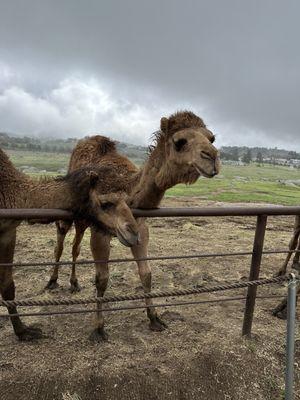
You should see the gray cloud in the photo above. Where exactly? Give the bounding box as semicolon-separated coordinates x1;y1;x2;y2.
0;0;299;149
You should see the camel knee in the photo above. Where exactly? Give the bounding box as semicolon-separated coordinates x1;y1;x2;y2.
72;244;80;260
95;273;109;296
54;245;63;261
0;280;15;301
139;268;152;292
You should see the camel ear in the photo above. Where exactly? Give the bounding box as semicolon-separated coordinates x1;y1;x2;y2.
88;171;99;188
160;117;169;133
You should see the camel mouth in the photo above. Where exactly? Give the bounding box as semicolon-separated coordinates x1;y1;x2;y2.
116;230;139;247
192;163;216;179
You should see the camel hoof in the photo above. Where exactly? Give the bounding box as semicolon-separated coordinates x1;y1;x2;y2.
17;325;43;341
45;280;59;290
292;261;300;271
272;309;287;320
273;269;286;278
149;316;168;332
70;281;81;293
89;328;109;342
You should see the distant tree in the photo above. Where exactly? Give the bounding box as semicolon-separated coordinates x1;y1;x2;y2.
231;147;239;161
256;151;263;165
242;149;252;164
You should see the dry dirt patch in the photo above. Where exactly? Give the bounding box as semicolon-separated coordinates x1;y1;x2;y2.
0;198;299;399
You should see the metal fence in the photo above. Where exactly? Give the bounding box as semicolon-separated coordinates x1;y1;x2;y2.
0;205;300;399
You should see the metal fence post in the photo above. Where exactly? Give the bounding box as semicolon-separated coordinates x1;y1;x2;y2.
285;273;298;400
242;215;268;336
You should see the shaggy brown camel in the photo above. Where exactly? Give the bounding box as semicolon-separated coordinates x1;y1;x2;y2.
272;215;300;319
0;147;139;341
47;110;220;341
276;215;300;276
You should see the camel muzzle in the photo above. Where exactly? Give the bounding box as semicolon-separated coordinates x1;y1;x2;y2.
116;229;140;247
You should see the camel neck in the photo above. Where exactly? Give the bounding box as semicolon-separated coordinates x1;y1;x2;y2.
128;148;167;208
21;179;75;210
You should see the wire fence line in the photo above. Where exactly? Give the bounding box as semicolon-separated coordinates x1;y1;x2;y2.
0;249;300;269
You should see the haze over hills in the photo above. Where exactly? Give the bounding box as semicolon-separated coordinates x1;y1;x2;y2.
1;131;300;163
0;131;148;164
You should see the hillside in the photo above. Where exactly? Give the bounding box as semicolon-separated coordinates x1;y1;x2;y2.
0;132;147;165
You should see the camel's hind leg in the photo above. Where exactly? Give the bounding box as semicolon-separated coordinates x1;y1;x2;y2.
69;221;88;292
0;228;42;340
89;227;111;342
45;220;72;290
276;215;300;276
130;220;167;332
291;217;300;270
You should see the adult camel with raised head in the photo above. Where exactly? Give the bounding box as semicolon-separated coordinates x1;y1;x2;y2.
46;110;221;341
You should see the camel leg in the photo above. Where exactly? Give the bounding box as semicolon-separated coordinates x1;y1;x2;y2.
89;227;111;342
69;222;87;292
276;215;300;276
291;221;300;270
130;220;167;332
0;228;42;340
46;220;72;290
272;283;300;320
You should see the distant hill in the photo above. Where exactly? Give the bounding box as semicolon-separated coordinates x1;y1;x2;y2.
0;132;148;164
1;131;300;164
221;146;300;161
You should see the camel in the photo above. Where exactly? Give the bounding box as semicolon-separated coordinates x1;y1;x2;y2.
272;215;300;319
0;147;140;341
46;110;221;341
276;215;300;276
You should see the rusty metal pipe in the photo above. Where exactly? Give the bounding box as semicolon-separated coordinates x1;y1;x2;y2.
1;206;300;220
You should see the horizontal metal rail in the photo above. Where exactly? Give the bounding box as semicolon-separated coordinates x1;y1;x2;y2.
1;205;300;220
0;249;299;269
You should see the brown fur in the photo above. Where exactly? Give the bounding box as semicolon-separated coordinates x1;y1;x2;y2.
0;148;139;341
49;110;221;340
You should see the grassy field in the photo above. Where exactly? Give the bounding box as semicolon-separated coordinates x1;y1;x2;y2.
7;150;300;205
7;149;69;172
166;164;300;205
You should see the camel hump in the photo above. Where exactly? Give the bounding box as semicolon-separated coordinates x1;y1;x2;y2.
90;135;117;155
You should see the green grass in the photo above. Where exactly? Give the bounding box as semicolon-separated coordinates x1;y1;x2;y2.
7;150;300;205
7;149;69;172
167;164;300;205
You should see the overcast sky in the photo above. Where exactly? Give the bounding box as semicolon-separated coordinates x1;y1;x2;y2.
0;0;299;150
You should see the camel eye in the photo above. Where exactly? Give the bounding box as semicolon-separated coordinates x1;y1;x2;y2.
174;138;188;152
101;202;114;211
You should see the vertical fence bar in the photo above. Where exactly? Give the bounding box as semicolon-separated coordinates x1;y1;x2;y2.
285;274;297;400
242;214;268;337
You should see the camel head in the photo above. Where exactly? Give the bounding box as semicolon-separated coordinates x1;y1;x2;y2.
154;111;220;189
89;190;140;247
65;168;140;247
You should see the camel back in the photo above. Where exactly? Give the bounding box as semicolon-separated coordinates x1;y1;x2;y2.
68;135;117;172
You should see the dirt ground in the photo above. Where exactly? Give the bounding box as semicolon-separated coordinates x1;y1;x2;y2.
0;197;299;400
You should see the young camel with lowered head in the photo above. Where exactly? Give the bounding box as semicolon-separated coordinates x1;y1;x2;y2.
0;147;139;341
46;110;220;341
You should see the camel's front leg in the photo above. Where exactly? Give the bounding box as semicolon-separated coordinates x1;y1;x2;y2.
89;227;111;342
69;221;89;292
46;220;72;290
0;228;42;341
131;220;167;331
